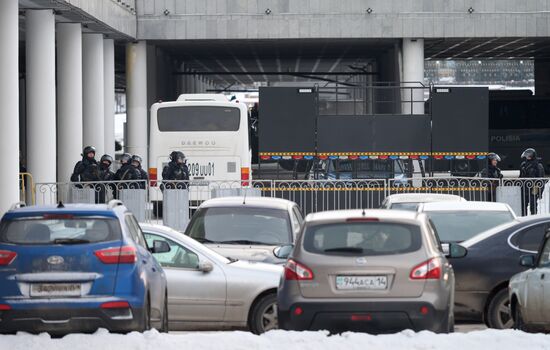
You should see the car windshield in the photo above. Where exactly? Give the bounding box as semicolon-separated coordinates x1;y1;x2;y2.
426;210;515;242
0;216;121;245
303;222;422;256
186;207;292;245
390;202;420;211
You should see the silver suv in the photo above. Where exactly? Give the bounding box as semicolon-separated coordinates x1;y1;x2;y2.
277;209;467;334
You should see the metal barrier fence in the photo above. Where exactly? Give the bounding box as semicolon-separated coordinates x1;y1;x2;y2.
32;177;549;230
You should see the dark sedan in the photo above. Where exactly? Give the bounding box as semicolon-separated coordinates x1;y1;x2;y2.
449;215;550;329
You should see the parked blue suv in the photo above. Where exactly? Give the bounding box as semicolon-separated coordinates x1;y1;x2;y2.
0;201;169;335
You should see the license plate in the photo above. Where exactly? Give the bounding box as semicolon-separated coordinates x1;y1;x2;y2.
335;275;388;290
188;162;216;178
30;283;81;297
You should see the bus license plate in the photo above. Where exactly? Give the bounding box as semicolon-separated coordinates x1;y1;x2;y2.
335;276;387;290
188;162;215;177
30;283;82;297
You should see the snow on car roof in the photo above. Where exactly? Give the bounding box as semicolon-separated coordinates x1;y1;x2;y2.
419;201;514;213
384;193;465;204
199;196;294;210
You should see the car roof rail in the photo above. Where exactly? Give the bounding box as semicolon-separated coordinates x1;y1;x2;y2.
108;199;124;208
9;202;26;210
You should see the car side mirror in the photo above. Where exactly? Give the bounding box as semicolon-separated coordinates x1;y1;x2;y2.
273;244;294;260
151;240;171;254
447;243;467;259
198;260;214;273
519;254;536;268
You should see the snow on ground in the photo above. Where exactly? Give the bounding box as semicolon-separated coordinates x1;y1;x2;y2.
0;329;549;350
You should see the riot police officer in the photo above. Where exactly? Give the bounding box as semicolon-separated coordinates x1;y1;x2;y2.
480;153;503;179
479;153;503;202
71;146;99;182
97;154;115;202
98;154;115;181
131;154;148;189
114;153;139;190
520;148;545;215
70;146;99;183
162;151;189;189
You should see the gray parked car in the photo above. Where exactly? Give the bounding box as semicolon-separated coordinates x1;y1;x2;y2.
185;197;304;264
140;223;282;334
509;228;550;332
277;209;467;334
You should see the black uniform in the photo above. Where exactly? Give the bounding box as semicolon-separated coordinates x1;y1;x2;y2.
162;161;189;189
480;164;503;179
114;163;140;189
70;157;99;183
520;158;545;215
134;166;148;189
480;164;503;202
96;162;115;203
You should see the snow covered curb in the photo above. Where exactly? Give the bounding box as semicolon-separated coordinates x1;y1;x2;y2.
1;328;549;350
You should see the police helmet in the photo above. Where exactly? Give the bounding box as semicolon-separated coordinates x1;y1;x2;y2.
120;153;132;164
83;146;96;156
521;148;537;159
170;151;185;162
487;153;501;162
100;154;113;165
131;155;143;165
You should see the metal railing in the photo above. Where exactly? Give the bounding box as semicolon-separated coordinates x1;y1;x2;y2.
30;177;550;231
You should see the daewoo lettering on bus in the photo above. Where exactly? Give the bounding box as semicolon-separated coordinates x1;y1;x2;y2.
149;94;251;208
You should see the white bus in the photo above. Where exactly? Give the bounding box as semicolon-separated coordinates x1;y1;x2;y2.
149;94;251;203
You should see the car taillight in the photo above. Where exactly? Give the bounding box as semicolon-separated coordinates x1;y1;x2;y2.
0;250;17;266
101;301;130;309
94;246;137;264
284;259;314;280
241;167;250;186
149;168;157;187
410;258;441;280
0;304;11;311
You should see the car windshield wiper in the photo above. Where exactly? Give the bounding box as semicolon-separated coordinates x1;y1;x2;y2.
219;240;272;246
52;238;90;245
324;247;364;253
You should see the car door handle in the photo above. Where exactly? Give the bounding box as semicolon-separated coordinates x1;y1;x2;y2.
542;273;546;280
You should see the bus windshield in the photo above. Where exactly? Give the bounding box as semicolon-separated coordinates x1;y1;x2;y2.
157;106;240;132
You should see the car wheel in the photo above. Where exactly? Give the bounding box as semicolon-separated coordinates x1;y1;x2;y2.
487;288;513;329
160;294;169;333
249;293;278;334
513;304;525;331
140;298;151;332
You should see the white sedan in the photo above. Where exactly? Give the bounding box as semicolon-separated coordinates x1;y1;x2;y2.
140;223;282;334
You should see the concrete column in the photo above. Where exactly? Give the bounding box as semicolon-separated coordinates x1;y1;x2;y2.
103;38;115;157
0;0;19;213
56;23;83;182
402;38;425;114
26;10;56;184
82;34;105;156
126;41;148;166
